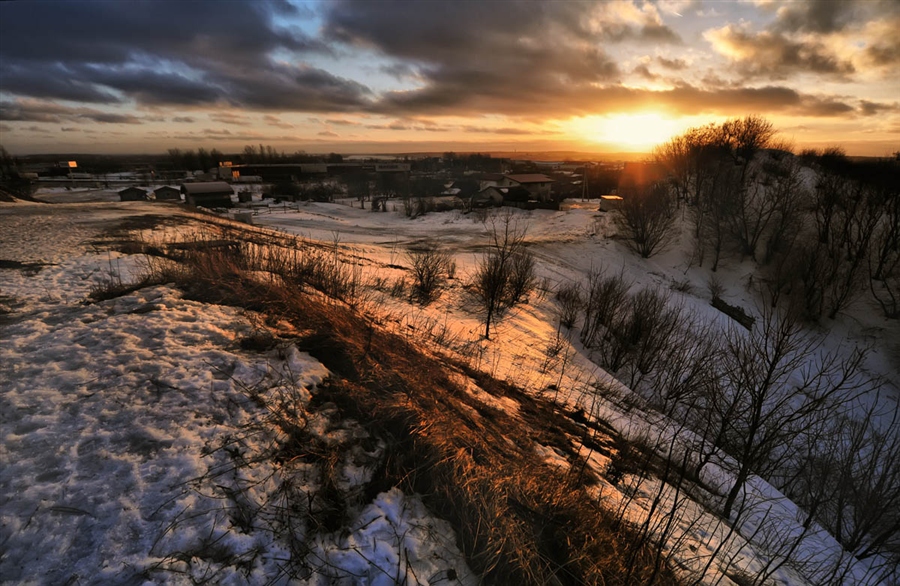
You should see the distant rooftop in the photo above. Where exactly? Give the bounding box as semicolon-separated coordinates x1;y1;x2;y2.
506;174;555;184
181;181;233;195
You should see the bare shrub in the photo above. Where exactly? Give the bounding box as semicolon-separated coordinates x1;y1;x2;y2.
405;241;453;304
868;165;900;319
470;213;533;339
616;288;684;387
707;274;724;301
555;281;583;329
669;277;693;294
506;248;537;305
580;268;631;349
389;276;407;298
593;287;684;386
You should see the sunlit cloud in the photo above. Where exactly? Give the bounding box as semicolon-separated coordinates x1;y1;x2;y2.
0;0;896;155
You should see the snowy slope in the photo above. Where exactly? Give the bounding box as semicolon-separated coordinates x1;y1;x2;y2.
0;200;475;585
3;191;897;585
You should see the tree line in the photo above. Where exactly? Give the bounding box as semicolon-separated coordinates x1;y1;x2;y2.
165;145;344;171
615;115;900;321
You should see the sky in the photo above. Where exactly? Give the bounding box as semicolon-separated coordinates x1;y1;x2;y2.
0;0;898;157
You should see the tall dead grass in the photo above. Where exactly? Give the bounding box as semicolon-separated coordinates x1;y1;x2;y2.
110;223;681;585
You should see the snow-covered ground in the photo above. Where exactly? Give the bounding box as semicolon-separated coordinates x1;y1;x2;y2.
0;199;476;585
251;198;899;585
2;191;898;584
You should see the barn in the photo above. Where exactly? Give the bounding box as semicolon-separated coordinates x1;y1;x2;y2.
153;186;182;201
118;187;148;201
181;182;234;208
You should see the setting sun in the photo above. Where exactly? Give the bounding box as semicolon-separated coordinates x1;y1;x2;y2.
569;112;695;151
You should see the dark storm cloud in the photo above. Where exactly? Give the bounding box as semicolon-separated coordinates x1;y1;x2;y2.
865;36;900;68
663;86;860;119
657;57;688;70
263;114;295;128
0;63;122;104
323;0;642;116
772;0;858;34
77;67;224;106
602;22;682;44
859;101;900;116
379;63;421;81
0;0;370;112
0;0;319;65
769;0;899;35
224;65;373;111
0;100;143;124
633;64;660;81
0;0;888;126
553;84;865;119
162;128;291;142
325;119;359;126
80;111;143;124
0;101;67;123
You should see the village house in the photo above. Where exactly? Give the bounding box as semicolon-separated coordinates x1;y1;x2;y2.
153;186;181;201
477;173;505;191
181;181;234;208
498;174;555;201
471;186;505;208
471;185;533;208
118;186;148;201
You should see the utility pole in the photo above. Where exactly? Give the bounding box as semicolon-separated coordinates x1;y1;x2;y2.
582;165;589;201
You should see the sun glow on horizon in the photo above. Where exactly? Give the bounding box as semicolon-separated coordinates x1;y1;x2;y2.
569;112;698;151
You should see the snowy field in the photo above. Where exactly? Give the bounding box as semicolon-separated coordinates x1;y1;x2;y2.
0;199;475;585
2;190;898;584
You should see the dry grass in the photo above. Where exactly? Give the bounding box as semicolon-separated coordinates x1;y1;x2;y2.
112;223;682;585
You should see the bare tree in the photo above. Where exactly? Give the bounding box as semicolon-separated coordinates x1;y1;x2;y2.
615;182;677;258
726;153;803;261
711;308;874;519
696;157;741;271
762;158;808;265
654;132;693;204
791;405;899;549
720;115;777;182
794;167;882;319
867;162;900;318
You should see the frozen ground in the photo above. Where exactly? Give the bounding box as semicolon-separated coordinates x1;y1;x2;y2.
2;191;898;584
0;199;475;585
253;198;900;585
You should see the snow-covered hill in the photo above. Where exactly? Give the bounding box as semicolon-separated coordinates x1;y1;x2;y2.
2;190;897;585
